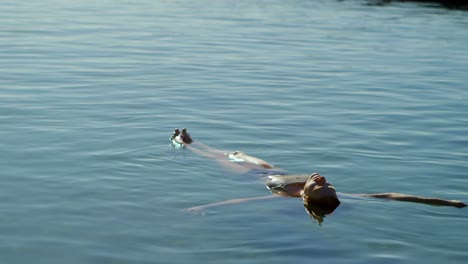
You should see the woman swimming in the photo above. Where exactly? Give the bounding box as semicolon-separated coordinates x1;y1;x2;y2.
171;128;466;223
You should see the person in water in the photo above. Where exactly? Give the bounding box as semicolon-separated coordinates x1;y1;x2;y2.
171;128;466;224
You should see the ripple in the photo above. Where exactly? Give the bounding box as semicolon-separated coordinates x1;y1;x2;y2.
1;1;468;264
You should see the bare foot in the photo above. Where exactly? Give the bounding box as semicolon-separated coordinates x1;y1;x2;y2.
181;128;193;144
170;128;180;141
170;128;193;146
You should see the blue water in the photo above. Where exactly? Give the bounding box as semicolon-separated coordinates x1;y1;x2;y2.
1;0;468;263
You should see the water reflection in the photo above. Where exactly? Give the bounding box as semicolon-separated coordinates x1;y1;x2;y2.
304;202;341;225
367;0;468;10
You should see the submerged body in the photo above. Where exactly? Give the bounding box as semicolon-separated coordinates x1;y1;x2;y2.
265;173;310;197
171;129;466;223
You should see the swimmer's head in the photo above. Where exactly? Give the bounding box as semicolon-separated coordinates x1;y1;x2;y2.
301;173;340;224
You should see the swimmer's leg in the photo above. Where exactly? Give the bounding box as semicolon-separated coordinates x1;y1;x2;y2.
192;141;226;155
171;128;225;157
188;143;282;174
170;129;251;173
185;143;226;159
224;151;276;169
171;128;283;174
185;144;253;174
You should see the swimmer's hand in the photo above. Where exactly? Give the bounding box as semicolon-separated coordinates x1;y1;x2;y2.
361;193;467;208
182;195;280;216
182;205;210;216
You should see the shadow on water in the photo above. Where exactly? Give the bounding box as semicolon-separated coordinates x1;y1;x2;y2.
366;0;468;10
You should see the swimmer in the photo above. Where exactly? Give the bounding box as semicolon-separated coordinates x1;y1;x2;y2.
171;129;466;224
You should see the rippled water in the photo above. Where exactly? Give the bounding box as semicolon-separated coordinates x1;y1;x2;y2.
1;1;467;263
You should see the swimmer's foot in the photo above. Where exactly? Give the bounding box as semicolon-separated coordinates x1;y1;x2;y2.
170;128;193;147
181;128;193;144
170;128;181;141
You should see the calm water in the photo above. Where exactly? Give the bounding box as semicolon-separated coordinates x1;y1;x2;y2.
1;0;468;263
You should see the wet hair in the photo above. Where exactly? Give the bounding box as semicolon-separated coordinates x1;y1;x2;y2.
303;198;340;225
305;197;340;214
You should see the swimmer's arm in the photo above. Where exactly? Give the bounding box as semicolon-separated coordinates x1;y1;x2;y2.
352;192;466;208
183;195;280;215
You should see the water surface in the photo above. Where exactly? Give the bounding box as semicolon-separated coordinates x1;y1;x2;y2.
1;1;467;263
